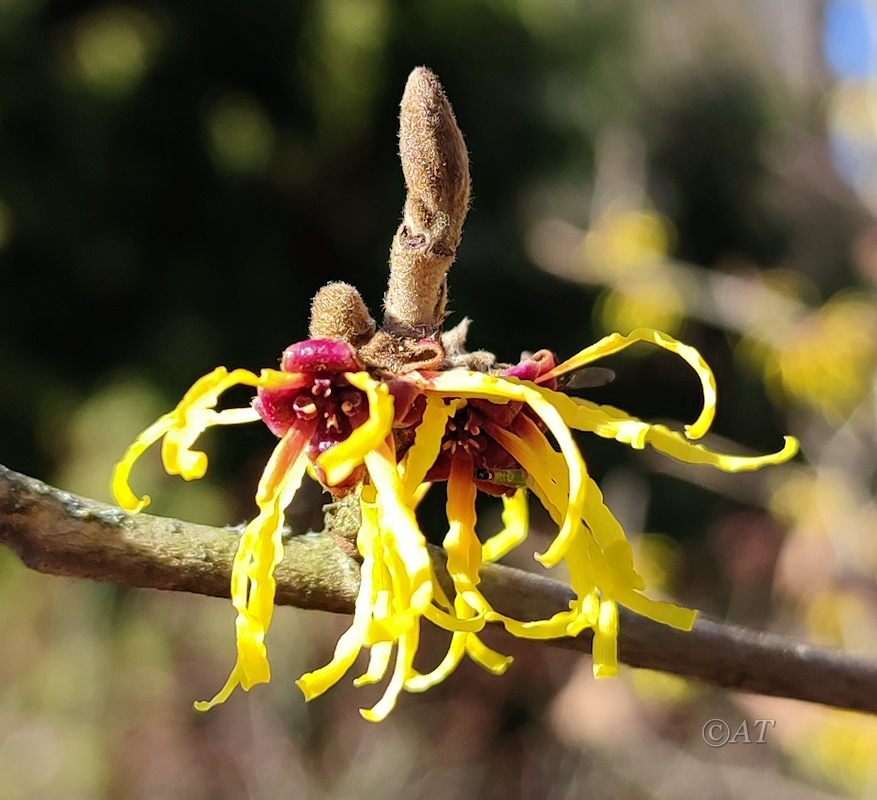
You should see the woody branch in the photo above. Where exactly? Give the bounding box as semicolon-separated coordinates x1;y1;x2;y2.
2;463;876;715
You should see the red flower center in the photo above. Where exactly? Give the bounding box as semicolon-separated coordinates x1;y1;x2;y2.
254;339;369;485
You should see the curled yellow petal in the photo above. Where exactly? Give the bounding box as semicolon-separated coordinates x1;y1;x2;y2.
465;637;513;675
192;665;244;713
297;562;376;698
610;584;696;630
405;631;467;692
353;641;393;688
482;489;529;563
112;415;175;512
423;370;586;571
196;427;309;711
400;396;461;500
444;450;489;613
112;367;264;512
161;368;263;480
363;444;434;614
423;602;486;633
515;415;645;590
489;420;696;632
360;626;419;722
317;371;394;486
493;608;582;640
298;487;383;699
541;328;717;440
539;386;798;472
639;427;798;472
406;596;473;692
485;420;584;568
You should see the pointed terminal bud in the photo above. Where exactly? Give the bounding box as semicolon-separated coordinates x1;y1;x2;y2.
309;282;376;345
384;67;471;337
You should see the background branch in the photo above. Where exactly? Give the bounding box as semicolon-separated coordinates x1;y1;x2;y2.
1;463;875;715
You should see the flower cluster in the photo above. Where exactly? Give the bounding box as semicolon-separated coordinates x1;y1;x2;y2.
113;328;797;720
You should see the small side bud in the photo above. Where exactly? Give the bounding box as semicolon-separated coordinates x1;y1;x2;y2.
309;282;376;345
384;67;470;337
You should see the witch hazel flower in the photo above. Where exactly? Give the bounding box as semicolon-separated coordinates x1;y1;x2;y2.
111;67;798;720
112;319;796;719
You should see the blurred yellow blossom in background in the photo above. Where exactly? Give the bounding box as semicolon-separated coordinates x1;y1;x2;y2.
580;207;675;278
745;293;877;421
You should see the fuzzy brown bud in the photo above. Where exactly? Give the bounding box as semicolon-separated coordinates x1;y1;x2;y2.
308;282;376;345
383;67;470;337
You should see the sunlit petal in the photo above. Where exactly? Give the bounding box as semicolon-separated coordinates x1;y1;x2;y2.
317;371;394;486
196;425;310;710
423;371;586;570
161;368;263;480
465;637;513;675
592;599;620;678
445;450;489;613
540;328;717;439
482;489;529;563
360;626;419;722
112;414;174;512
399;396;460;499
364;444;434;612
537;386;798;471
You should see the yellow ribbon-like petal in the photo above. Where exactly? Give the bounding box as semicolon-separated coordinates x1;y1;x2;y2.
540;386;798;471
482;489;529;563
444;451;489;613
112;367;265;512
484;418;585;568
406;595;472;692
196;427;309;710
465;637;513;675
161;368;263;479
298;495;381;700
423;370;587;571
487;421;697;633
540;327;717;440
112;415;175;512
360;625;419;722
364;444;434;615
399;396;462;500
317;371;395;486
592;599;620;678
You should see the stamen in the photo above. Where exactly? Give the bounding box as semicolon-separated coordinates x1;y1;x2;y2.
293;396;318;420
312;377;333;397
324;413;340;431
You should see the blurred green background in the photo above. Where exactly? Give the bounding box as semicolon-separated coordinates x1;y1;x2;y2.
3;1;877;798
